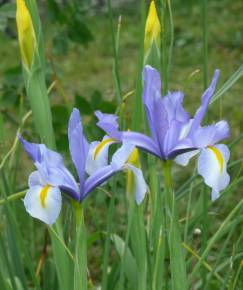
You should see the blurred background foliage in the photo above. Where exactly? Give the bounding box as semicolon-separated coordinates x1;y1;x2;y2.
0;0;242;149
0;0;242;287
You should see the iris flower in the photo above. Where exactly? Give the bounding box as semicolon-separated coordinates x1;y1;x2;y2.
20;109;147;225
95;65;230;201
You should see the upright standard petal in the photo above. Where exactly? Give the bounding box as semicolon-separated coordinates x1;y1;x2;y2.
197;144;230;201
24;185;62;225
163;91;190;124
142;65;163;141
95;111;122;140
19;135;63;168
19;135;41;163
190;69;220;131
68;108;89;193
152;97;168;157
163;120;184;157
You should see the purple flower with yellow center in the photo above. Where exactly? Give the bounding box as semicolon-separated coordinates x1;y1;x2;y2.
20;109;147;225
95;65;230;201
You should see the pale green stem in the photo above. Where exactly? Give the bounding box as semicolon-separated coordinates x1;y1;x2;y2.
0;190;26;206
118;200;135;290
162;160;188;290
230;258;243;290
48;227;74;262
101;187;116;290
73;202;87;290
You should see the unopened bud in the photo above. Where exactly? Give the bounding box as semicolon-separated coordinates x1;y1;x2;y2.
16;0;36;69
144;0;161;54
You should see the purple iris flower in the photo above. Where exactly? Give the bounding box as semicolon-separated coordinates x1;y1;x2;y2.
20;108;147;225
96;65;229;159
95;65;230;200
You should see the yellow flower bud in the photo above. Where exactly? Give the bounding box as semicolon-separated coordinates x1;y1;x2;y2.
126;148;141;200
144;0;161;53
16;0;36;69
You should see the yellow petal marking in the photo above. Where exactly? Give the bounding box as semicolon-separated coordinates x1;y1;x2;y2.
127;147;140;168
126;148;141;199
208;146;224;173
144;0;161;52
16;0;36;69
40;185;51;208
93;138;114;160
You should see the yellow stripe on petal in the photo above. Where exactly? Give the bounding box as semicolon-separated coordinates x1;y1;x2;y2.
208;146;224;173
16;0;36;69
127;147;140;168
126;148;141;200
39;185;51;208
93;138;114;160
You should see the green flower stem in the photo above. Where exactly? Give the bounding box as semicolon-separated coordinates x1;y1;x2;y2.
0;190;26;206
202;1;209;287
73;202;87;290
118;199;135;290
162;160;188;290
101;184;116;290
48;227;74;262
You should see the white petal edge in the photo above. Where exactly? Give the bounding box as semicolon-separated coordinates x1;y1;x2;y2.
24;185;62;225
111;142;135;170
125;164;147;205
197;144;230;201
175;149;200;166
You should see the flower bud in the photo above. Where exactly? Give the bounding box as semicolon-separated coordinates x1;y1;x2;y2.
144;0;161;55
16;0;36;69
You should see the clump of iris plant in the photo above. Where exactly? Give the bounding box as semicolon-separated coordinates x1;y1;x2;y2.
20;109;147;225
95;65;230;201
